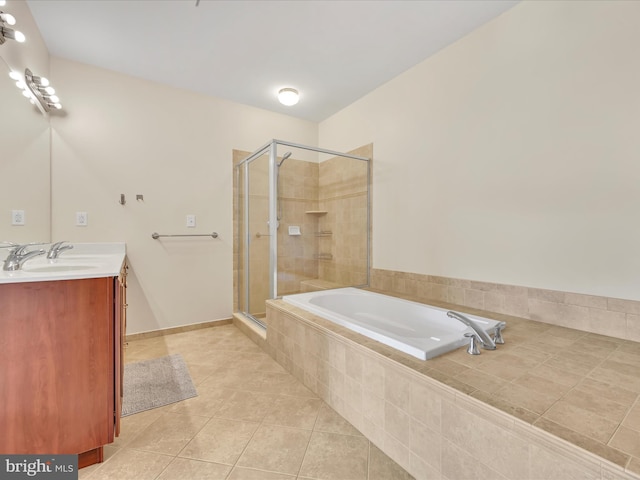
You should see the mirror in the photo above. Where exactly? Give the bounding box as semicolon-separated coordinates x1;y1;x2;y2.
0;55;51;244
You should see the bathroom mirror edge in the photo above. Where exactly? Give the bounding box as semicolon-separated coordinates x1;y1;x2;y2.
0;53;52;244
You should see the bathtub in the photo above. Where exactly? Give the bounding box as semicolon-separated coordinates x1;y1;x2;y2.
282;287;504;360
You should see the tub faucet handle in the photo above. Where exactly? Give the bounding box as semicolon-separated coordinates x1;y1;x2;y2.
464;332;481;355
493;322;506;345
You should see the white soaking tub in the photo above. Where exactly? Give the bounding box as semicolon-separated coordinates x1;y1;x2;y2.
282;287;504;360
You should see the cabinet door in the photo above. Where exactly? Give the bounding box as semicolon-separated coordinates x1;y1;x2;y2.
0;278;115;454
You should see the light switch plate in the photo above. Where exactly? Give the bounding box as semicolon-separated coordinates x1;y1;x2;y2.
186;214;196;228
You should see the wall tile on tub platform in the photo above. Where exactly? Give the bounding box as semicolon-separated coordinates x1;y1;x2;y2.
384;400;412;446
384;364;412;411
409;380;443;434
528;299;590;329
441;400;529;479
409;418;441;472
345;348;364;382
587;307;627;338
362;388;385;430
608;298;640;316
383;431;412;474
441;439;508;480
565;292;608;309
362;356;385;398
528;443;600;480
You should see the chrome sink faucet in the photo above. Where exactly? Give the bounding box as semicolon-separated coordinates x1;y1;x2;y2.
3;244;46;271
47;241;74;259
447;311;499;351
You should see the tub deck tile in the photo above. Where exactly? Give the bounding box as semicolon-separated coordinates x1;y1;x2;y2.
266;297;640;479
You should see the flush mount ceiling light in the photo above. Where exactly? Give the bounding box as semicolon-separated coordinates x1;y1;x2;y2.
277;87;299;106
0;8;25;44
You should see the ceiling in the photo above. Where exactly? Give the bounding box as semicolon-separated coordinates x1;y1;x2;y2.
26;0;519;122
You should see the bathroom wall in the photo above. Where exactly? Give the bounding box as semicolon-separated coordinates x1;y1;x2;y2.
319;1;640;302
50;57;317;334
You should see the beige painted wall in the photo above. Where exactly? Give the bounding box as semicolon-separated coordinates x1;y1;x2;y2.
319;1;640;301
50;57;317;334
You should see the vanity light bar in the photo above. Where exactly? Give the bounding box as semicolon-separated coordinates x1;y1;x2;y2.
9;69;63;113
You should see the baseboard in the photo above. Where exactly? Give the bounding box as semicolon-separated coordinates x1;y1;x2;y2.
125;318;233;342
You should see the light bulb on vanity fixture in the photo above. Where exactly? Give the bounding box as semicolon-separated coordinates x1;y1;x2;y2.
11;69;63;112
277;87;300;106
0;7;25;44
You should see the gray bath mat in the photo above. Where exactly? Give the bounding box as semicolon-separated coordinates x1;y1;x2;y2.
122;354;197;417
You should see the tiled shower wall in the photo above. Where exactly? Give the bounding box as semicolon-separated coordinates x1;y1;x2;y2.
277;159;320;295
233;144;372;314
371;268;640;342
317;144;371;288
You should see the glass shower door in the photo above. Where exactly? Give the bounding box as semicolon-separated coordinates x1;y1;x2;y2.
244;151;271;323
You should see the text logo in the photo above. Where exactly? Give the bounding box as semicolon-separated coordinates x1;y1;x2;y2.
1;455;77;479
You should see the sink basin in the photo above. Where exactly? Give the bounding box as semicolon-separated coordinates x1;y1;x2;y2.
23;264;98;273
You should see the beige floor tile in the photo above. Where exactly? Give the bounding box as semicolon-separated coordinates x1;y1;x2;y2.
262;394;322;429
237;424;312;475
179;417;259;465
111;408;168;449
314;403;363;436
227;466;296;479
184;363;220;386
167;387;233;417
126;413;209;455
155;457;231;480
241;371;318;397
368;444;414;480
214;390;273;422
298;431;369;480
88;448;174;480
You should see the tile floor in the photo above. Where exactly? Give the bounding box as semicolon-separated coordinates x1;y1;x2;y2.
79;325;413;480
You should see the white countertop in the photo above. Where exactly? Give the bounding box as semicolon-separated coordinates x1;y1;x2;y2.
0;243;126;284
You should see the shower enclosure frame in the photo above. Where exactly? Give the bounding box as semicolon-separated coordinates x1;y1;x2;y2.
235;139;371;328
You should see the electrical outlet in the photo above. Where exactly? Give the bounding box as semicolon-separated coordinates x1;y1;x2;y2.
76;211;88;226
11;210;25;226
186;214;196;228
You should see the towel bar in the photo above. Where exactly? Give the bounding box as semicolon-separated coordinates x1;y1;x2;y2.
151;232;218;239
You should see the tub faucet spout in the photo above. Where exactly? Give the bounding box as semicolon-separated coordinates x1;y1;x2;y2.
447;311;497;350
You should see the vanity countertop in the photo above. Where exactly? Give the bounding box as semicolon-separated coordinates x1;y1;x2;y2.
0;242;126;284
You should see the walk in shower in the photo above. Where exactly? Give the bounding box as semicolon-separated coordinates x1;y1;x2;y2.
234;139;371;328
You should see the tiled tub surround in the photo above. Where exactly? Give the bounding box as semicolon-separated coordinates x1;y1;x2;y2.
265;298;640;480
371;268;640;343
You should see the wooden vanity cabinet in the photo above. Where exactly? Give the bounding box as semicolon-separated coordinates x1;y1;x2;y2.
0;268;126;467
